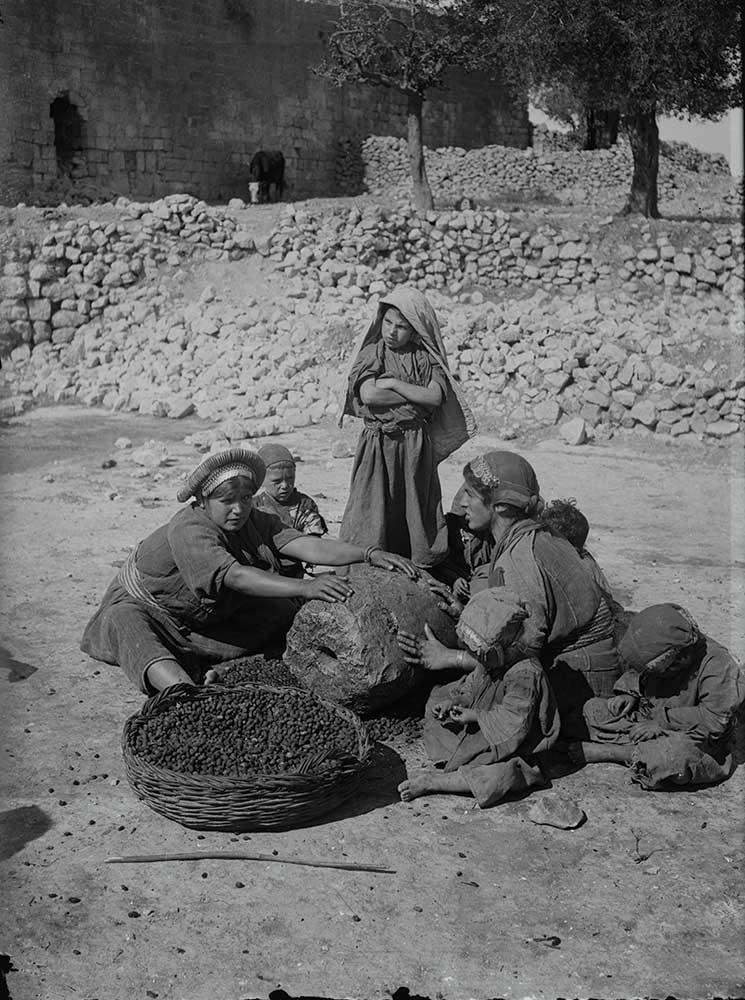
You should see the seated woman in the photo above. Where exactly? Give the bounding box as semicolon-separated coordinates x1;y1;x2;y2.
81;448;416;694
431;484;494;603
397;589;560;807
569;603;745;790
426;450;620;735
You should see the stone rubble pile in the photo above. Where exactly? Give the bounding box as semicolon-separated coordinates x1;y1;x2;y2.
532;124;732;177
2;270;742;444
362;135;742;215
268;203;743;300
0;194;255;354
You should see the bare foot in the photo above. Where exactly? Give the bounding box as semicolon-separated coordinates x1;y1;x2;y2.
203;668;222;685
398;768;471;801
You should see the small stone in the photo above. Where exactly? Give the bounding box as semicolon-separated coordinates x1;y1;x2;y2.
101;459;117;469
527;794;586;830
330;439;353;459
114;437;132;450
559;417;587;446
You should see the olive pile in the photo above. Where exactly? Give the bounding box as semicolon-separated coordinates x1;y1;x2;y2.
131;688;359;777
218;655;299;688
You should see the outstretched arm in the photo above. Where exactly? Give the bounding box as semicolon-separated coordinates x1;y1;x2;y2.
279;536;418;579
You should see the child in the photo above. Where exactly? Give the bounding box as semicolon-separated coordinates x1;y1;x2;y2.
338;286;476;569
569;603;744;790
539;497;630;645
254;444;328;579
397;588;561;808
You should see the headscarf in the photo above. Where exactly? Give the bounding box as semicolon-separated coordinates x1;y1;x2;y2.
176;448;265;503
338;286;477;464
465;451;542;514
258;444;296;470
619;603;701;675
456;588;530;662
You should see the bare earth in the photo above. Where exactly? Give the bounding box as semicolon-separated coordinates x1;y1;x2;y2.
0;401;743;1000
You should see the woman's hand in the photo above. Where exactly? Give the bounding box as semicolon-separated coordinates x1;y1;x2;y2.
397;623;455;671
448;705;478;725
629;719;666;743
369;548;419;579
453;577;470;602
608;694;638;718
302;573;355;604
426;579;464;620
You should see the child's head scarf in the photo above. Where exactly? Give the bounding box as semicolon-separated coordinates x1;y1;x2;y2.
456;588;530;661
338;286;477;464
619;603;702;675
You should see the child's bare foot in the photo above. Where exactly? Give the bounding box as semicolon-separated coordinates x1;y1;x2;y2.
398;769;471;801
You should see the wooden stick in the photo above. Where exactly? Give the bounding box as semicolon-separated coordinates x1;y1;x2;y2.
105;851;395;874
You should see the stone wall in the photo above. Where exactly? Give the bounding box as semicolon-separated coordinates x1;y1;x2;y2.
0;0;528;205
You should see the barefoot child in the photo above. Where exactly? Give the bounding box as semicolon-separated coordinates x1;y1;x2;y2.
254;444;328;578
338;287;476;569
396;589;560;807
569;603;744;789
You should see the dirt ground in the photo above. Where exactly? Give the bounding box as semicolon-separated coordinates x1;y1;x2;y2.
0;401;743;1000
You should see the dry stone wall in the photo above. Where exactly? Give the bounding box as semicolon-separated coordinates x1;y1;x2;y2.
362;136;742;216
0;0;527;206
1;199;742;445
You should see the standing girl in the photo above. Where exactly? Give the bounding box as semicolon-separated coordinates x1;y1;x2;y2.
338;287;475;569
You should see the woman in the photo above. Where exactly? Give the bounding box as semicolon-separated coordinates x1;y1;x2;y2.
337;286;476;569
569;603;744;789
405;450;621;735
398;588;560;808
81;448;417;693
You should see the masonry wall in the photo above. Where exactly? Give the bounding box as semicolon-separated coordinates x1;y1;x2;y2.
0;0;529;203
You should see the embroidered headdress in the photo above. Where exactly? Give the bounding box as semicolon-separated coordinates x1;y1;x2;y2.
176;448;265;503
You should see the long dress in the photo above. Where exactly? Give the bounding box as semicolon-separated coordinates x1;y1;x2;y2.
471;520;621;734
583;637;745;789
424;657;561;808
80;505;303;692
339;339;450;567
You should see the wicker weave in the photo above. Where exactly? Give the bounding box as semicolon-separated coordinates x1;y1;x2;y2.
122;682;372;831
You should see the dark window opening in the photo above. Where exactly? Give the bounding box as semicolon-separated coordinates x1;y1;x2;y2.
49;94;85;175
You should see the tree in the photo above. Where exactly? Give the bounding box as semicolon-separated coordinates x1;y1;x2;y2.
315;0;504;211
473;0;742;216
532;83;619;150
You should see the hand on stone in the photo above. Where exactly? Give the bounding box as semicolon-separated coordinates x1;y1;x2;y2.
453;577;470;602
397;623;454;671
303;573;355;603
369;548;419;579
425;579;464;620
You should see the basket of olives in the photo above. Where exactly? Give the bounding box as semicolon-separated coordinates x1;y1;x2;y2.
122;682;372;831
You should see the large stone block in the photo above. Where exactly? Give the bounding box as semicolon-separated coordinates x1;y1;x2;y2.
284;566;457;715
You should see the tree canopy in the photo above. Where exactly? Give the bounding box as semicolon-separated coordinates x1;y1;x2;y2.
316;1;505;209
472;0;742;214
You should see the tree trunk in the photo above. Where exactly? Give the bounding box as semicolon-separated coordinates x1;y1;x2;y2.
406;91;434;212
622;109;660;218
584;108;619;150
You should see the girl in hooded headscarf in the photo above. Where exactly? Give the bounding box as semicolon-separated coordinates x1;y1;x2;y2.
338;287;476;569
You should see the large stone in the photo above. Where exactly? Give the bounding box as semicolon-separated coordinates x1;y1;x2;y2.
534;399;562;425
705;420;740;438
527;794;586;830
284;566;457;715
630;400;658;427
0;276;27;299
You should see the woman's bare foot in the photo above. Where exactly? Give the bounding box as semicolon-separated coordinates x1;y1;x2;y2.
398;769;471;801
568;741;633;765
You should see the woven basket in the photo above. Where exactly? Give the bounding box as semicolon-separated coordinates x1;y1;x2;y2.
122;682;372;831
